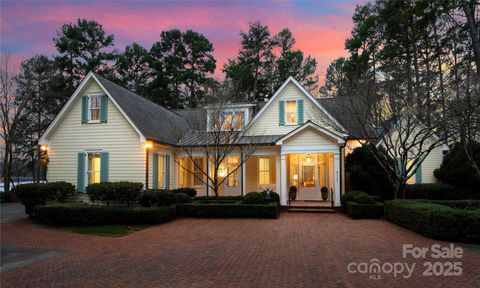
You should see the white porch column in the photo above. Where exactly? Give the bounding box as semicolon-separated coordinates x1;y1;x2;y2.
241;159;246;196
334;153;341;207
206;156;211;196
276;152;281;197
280;153;287;206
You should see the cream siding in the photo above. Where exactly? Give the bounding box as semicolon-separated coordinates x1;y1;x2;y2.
420;146;443;183
46;80;145;187
246;82;336;136
282;127;337;146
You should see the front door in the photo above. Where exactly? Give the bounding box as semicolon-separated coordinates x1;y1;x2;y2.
298;164;319;200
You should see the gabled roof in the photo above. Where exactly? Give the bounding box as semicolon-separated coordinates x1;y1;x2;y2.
275;120;346;145
40;72;189;146
244;76;347;133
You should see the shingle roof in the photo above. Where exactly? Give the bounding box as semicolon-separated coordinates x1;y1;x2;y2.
179;130;282;146
94;73;188;145
316;97;377;139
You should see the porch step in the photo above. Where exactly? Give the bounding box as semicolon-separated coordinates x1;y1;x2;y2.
287;207;336;213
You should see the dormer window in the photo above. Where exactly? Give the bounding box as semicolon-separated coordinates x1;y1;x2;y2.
222;110;246;130
285;100;297;125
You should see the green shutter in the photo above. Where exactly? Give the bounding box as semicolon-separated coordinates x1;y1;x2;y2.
100;152;109;182
415;163;422;184
100;94;108;123
77;152;85;192
278;100;285;125
165;155;170;189
297;99;304;124
81;96;88;123
152;153;158;189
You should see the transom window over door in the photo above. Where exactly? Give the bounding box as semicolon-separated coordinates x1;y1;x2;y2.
258;157;270;185
285;100;297;124
87;153;101;185
89;95;101;122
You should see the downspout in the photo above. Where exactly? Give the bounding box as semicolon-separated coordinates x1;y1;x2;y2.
339;142;347;197
206;151;209;197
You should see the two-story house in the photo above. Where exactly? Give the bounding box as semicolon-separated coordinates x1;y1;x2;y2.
39;72;445;206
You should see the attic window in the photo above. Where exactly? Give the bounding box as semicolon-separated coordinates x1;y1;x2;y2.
285;100;297;125
222;110;245;130
89;95;101;122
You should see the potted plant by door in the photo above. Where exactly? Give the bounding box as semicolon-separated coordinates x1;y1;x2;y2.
289;186;297;201
321;186;329;201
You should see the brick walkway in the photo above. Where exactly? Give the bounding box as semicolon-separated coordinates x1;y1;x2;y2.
1;212;480;287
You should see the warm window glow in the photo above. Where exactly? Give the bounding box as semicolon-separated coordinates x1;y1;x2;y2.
158;155;165;188
302;166;315;187
193;158;204;186
258;157;270;185
87;153;101;185
179;158;188;187
226;156;239;187
222;113;233;130
285;100;297;124
89;95;101;122
234;112;245;129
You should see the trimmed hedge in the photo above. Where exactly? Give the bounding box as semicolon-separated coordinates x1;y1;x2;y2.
171;187;197;198
416;200;480;210
138;189;175;207
404;183;457;200
341;191;367;210
34;204;176;226
176;202;279;219
385;200;480;243
195;196;244;201
174;193;192;203
346;201;384;219
243;192;265;204
353;193;376;204
86;182;143;206
14;182;76;216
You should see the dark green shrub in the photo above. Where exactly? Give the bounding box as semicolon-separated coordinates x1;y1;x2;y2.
47;181;76;202
86;182;143;206
346;202;384;219
176;202;279;218
34;204;176;226
384;200;480;243
14;183;53;216
171;187;197;198
195;195;244;201
353;193;375;204
341;190;367;208
0;190;19;203
434;142;480;189
174;193;192;203
416;200;480;210
138;189;175;207
243;192;265;204
346;146;395;200
404;183;457;200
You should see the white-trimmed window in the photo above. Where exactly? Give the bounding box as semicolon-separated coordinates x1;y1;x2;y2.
258;157;270;185
87;152;101;185
285;100;297;125
89;95;101;122
193;158;204;186
222;110;246;130
234;111;245;130
158;155;166;188
222;112;233;130
226;156;239;187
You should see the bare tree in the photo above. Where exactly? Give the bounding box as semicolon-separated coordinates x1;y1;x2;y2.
0;54;29;192
171;83;263;200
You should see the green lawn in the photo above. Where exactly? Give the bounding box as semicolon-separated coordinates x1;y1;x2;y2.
68;225;145;237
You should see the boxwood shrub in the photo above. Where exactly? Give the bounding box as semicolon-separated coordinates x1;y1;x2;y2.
384;200;480;243
86;182;143;206
404;183;457;200
195;196;244;201
174;192;192;203
138;189;175;207
346;201;384;219
416;200;480;210
171;187;197;198
341;191;368;210
14;182;76;216
176;202;279;219
34;204;176;226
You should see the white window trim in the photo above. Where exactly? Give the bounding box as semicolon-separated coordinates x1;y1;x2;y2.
84;151;102;189
192;157;204;187
87;93;103;123
284;99;298;126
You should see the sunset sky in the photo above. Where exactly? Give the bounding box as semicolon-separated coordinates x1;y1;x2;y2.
1;0;363;84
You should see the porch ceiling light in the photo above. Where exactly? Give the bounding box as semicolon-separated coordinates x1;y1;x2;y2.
306;154;312;162
293;174;298;180
40;144;48;151
219;168;226;177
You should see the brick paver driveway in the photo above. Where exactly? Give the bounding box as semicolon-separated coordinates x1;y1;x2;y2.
1;211;480;288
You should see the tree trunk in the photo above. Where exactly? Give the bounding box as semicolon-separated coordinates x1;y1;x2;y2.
461;0;480;78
